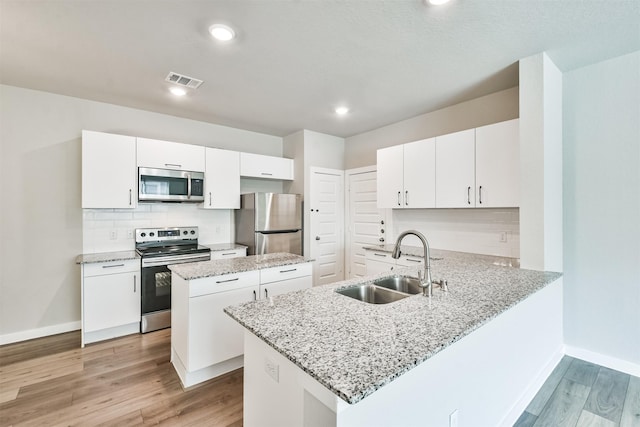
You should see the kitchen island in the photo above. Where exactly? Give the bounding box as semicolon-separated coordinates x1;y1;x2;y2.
225;249;563;427
169;252;313;387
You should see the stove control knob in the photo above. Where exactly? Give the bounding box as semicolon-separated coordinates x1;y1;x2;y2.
150;232;155;237
183;230;188;235
190;230;196;235
140;232;146;237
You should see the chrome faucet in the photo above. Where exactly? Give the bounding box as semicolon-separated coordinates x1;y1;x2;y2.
392;230;433;297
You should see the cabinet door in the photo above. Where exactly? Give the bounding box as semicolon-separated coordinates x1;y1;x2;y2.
365;258;396;275
376;145;404;208
188;286;258;371
435;129;476;208
260;276;311;300
475;119;520;208
83;271;140;332
403;138;436;208
240;153;294;180
82;131;137;209
136;137;205;172
204;148;240;209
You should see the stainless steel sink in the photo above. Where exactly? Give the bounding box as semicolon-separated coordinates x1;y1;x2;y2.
335;284;409;304
373;276;422;295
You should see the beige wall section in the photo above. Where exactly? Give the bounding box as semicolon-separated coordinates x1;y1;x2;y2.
0;84;282;340
344;87;519;169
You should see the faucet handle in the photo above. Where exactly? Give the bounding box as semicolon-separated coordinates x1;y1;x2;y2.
417;270;424;282
433;279;448;293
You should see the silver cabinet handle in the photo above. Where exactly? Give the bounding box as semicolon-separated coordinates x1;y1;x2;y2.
467;186;471;205
280;268;296;273
397;191;401;206
261;172;273;176
374;253;386;257
102;264;125;268
221;252;235;256
478;186;482;204
165;163;181;168
405;190;409;206
187;173;192;199
264;288;268;298
405;258;421;263
129;189;132;206
253;290;257;301
209;192;212;206
216;277;239;284
133;275;136;292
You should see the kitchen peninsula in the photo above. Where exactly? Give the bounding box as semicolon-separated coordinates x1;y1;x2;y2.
169;252;313;387
225;249;563;427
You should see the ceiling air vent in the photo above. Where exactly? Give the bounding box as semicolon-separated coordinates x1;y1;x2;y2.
165;72;204;89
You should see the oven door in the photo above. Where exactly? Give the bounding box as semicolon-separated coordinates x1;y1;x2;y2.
140;264;172;315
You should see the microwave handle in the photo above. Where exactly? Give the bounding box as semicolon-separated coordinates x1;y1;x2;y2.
187;173;192;199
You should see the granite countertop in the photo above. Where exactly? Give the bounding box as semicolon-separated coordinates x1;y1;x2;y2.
365;244;521;267
169;252;312;280
75;250;139;264
203;243;248;252
224;249;562;405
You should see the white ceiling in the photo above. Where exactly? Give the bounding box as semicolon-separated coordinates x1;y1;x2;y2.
1;0;639;138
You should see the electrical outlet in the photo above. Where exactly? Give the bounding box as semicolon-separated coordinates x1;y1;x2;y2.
126;230;134;239
109;230;117;240
264;357;279;383
499;231;508;243
449;409;459;427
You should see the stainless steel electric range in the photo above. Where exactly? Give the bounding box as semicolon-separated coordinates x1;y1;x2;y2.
135;226;211;333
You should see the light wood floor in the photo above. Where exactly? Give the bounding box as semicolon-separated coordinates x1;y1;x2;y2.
515;356;640;427
0;329;243;426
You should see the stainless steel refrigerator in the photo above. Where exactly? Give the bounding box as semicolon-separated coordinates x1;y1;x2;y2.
235;193;303;255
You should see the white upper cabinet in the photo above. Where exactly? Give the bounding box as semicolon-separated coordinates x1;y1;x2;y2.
475;119;520;208
377;138;436;209
403;138;436;208
240;152;294;180
377;145;404;208
136;137;205;172
204;148;240;209
82;130;137;209
435;129;476;208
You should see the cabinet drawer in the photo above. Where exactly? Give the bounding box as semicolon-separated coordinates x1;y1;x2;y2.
190;270;259;297
210;248;247;260
240;153;294;180
260;262;312;284
365;251;394;263
396;254;424;267
83;259;140;277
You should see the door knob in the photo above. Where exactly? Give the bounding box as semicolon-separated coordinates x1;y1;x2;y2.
315;236;320;240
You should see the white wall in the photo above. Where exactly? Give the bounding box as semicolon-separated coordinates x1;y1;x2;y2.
563;51;640;367
344;87;519;169
0;84;282;341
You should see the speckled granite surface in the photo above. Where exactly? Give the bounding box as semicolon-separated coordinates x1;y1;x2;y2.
169;252;312;280
364;244;520;267
224;249;562;405
203;243;248;252
75;250;139;264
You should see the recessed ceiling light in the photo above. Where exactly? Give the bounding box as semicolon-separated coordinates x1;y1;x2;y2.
428;0;450;5
335;106;350;115
169;87;187;97
209;24;236;41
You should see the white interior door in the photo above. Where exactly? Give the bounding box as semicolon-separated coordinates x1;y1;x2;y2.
345;167;386;279
309;168;345;286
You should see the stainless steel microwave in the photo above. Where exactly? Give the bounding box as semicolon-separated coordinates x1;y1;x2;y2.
138;167;205;203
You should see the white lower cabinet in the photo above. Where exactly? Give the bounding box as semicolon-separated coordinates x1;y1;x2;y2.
365;251;424;275
81;259;140;347
171;262;312;388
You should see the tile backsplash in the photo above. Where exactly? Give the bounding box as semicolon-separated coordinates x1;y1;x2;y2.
82;203;233;253
390;208;520;258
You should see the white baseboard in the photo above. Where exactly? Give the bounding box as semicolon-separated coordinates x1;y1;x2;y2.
0;321;81;346
500;346;565;426
564;345;640;377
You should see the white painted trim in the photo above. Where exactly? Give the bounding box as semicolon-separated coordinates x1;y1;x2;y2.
564;345;640;377
499;346;565;426
0;321;81;345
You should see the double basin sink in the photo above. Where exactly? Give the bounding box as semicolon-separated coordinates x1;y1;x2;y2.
336;276;423;304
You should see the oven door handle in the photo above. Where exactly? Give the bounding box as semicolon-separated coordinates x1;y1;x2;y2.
141;254;210;268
